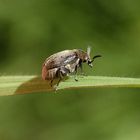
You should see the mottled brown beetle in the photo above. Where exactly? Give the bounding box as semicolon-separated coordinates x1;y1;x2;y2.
42;47;101;86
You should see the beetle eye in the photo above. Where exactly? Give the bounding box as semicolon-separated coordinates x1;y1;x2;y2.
84;56;89;62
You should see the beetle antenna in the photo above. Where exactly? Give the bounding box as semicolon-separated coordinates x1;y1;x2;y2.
87;46;91;56
91;55;101;62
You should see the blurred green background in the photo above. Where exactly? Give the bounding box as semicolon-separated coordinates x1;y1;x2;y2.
0;0;140;140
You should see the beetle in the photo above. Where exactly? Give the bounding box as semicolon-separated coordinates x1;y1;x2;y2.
42;47;101;86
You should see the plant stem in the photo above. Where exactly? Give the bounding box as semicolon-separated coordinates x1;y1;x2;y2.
0;76;140;96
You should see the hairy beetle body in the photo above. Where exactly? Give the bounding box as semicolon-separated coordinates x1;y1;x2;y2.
42;47;101;86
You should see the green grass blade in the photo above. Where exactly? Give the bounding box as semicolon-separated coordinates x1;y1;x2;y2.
0;76;140;96
58;76;140;90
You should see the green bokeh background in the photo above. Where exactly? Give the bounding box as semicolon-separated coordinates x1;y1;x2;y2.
0;0;140;140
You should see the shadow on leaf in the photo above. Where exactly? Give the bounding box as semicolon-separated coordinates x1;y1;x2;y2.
15;76;57;94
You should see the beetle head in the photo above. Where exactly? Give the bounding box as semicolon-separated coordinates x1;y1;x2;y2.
86;47;101;68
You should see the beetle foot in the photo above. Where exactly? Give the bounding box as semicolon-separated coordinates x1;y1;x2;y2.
81;72;87;76
54;86;58;93
79;73;87;78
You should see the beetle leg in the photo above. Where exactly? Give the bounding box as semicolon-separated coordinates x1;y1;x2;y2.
58;70;64;86
57;78;61;86
79;60;84;75
74;58;80;81
56;66;70;86
79;63;87;76
56;68;62;86
78;59;87;76
74;65;78;81
50;79;54;87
